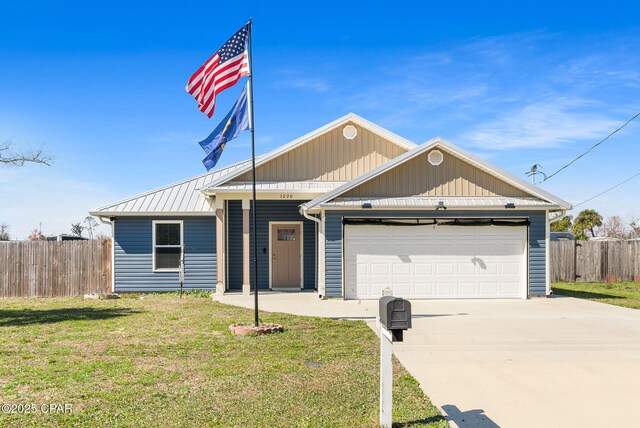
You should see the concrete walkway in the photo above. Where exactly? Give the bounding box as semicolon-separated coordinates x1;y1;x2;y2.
213;292;640;428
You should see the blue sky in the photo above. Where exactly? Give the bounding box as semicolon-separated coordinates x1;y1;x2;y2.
1;1;640;238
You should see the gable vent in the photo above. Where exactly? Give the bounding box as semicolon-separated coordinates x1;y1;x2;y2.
428;149;443;166
343;125;358;140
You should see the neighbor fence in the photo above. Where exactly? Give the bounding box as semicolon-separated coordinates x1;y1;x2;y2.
0;239;112;297
551;240;640;283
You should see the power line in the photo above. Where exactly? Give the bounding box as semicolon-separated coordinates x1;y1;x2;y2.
543;111;640;182
574;170;640;207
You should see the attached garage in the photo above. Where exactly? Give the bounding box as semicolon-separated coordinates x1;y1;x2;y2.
302;136;572;300
344;221;528;299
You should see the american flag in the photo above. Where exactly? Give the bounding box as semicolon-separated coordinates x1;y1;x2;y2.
186;24;250;118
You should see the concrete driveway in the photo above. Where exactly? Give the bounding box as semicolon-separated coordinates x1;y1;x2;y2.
214;292;640;427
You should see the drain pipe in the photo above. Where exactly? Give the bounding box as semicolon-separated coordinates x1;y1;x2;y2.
549;210;567;224
97;216;114;234
300;205;325;299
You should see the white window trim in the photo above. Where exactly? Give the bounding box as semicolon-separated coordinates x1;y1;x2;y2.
152;220;184;272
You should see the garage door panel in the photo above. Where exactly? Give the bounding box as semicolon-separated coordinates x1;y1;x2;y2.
436;282;456;296
369;283;388;297
414;263;433;275
414;282;435;296
501;262;520;275
437;243;460;255
345;224;527;300
479;282;499;295
501;282;519;294
435;263;455;276
392;263;411;276
458;263;476;275
393;282;412;295
479;262;498;275
458;282;476;296
369;262;389;276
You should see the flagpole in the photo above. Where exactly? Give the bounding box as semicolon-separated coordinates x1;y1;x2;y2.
247;18;259;327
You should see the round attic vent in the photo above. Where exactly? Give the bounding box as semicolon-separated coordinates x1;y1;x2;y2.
428;149;444;166
343;125;358;140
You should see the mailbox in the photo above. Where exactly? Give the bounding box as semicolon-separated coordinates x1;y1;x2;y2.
379;296;412;342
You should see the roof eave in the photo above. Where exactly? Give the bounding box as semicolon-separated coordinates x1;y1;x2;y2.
304;137;573;211
90;211;216;217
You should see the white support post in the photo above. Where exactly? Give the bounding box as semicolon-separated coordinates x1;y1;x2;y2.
242;198;251;296
215;197;226;294
380;325;393;428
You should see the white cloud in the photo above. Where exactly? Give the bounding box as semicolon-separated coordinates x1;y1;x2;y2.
459;98;620;149
275;70;331;93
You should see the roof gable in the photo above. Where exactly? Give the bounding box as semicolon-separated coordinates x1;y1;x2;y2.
303;138;572;211
201;113;416;192
343;147;529;198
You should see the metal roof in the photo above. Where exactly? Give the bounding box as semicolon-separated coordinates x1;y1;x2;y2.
211;180;348;192
200;113;417;192
319;196;557;209
302;137;573;212
90;159;253;216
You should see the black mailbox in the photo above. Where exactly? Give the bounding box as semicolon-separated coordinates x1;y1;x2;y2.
379;296;412;342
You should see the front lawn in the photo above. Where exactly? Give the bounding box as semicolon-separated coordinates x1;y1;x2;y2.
552;282;640;309
0;294;445;427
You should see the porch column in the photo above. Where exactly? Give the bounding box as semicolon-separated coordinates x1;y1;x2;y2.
242;198;251;295
215;197;225;293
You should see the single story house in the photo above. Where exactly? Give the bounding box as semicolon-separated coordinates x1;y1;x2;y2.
90;113;571;300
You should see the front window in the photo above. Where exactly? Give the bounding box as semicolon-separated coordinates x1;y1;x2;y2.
154;221;182;270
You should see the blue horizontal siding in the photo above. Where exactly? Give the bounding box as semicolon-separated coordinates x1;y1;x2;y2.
528;212;547;295
245;200;317;290
324;210;547;298
227;201;244;290
114;217;216;292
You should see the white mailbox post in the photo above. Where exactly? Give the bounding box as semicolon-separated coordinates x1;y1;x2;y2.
379;323;394;427
378;296;412;428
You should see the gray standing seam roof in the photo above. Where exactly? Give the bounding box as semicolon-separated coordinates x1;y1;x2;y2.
89;159;254;215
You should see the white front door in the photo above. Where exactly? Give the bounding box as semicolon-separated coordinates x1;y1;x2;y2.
344;224;527;299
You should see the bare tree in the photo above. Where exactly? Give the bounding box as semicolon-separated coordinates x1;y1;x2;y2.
84;216;99;239
0;141;52;166
630;217;640;239
600;216;629;239
70;223;84;237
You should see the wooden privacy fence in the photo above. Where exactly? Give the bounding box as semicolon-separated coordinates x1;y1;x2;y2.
0;239;112;298
551;240;640;283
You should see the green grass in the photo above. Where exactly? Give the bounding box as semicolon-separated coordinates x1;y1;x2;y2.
0;295;445;427
552;281;640;309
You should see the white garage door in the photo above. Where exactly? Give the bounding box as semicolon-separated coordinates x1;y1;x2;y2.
344;224;527;299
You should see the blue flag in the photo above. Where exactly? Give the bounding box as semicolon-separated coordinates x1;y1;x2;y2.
198;83;250;170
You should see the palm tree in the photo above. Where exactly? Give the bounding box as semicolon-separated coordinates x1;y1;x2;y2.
572;209;603;240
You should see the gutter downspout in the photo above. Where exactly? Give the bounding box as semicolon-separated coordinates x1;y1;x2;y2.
549;210;567;224
300;205;325;299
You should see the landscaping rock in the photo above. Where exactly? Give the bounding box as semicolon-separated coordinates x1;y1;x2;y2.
84;293;120;300
229;323;284;335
